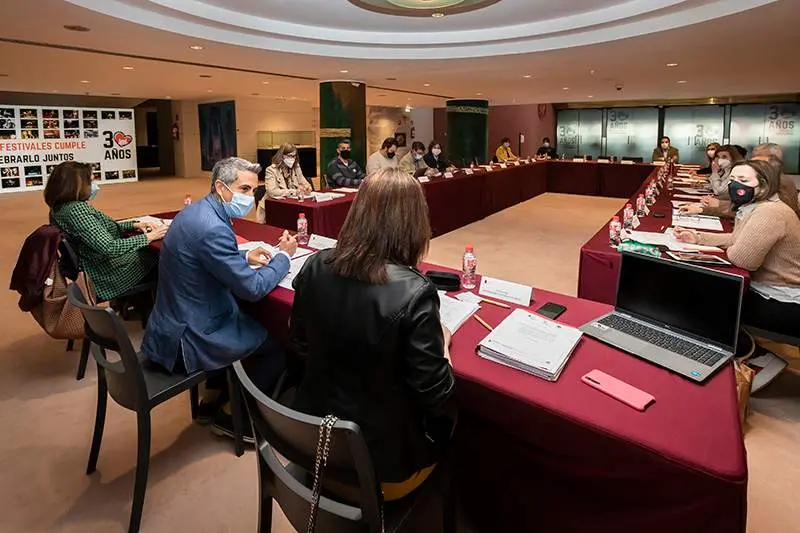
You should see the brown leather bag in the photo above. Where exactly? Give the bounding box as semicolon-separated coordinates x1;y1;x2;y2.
29;260;92;340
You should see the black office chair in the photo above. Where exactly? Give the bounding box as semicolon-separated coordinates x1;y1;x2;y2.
60;239;156;380
67;284;248;533
232;360;457;533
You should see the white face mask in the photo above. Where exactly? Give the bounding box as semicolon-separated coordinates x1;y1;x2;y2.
543;142;550;148
432;148;442;156
707;150;716;158
661;143;669;150
413;152;424;161
718;158;732;169
283;157;296;168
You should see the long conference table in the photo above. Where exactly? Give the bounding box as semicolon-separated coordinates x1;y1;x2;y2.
150;207;747;533
263;160;655;238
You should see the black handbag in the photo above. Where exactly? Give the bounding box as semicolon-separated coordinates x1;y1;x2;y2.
425;270;461;292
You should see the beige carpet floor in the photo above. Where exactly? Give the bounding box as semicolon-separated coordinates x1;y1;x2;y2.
0;176;798;532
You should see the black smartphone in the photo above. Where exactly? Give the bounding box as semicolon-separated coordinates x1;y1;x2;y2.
653;212;666;218
536;302;567;320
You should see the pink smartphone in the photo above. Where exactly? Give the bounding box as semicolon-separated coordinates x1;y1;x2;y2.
581;369;655;411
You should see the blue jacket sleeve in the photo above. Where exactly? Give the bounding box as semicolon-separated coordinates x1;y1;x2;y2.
198;224;291;302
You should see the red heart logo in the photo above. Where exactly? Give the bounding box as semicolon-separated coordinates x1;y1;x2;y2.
737;189;746;196
113;131;133;147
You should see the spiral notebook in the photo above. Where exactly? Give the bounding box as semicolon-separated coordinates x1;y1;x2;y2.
477;309;582;381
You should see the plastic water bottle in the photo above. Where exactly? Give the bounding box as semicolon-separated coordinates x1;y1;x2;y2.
623;203;634;230
645;184;655;206
183;194;192;208
609;216;622;246
636;194;647;216
296;213;309;245
461;246;477;289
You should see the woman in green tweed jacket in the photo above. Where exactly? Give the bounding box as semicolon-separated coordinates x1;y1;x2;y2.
44;162;167;301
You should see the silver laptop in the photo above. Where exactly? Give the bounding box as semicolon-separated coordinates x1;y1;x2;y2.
580;251;744;383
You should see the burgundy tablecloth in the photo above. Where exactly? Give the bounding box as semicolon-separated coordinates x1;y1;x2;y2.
545;161;601;195
263;193;355;238
212;220;746;533
599;162;657;198
578;171;748;304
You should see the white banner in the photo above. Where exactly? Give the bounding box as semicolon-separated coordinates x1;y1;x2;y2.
0;105;138;194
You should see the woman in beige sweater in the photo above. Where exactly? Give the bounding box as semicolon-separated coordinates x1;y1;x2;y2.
675;160;800;341
256;143;312;223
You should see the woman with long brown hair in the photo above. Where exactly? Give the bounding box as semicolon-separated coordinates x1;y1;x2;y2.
289;167;455;501
257;142;312;223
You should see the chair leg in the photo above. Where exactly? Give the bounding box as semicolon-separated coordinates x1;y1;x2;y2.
76;338;91;381
227;369;245;457
86;366;108;475
257;453;274;533
190;385;199;420
442;484;457;533
129;411;152;533
66;339;74;352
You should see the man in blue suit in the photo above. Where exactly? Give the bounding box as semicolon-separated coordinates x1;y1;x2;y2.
143;157;297;439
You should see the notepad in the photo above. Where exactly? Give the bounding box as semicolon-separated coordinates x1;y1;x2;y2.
671;214;724;231
308;234;337;250
332;187;359;193
477;309;582;381
624;229;722;252
277;254;314;290
238;242;314;269
119;215;172;226
437;292;480;334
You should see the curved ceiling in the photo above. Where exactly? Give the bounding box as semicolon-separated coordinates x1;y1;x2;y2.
66;0;779;59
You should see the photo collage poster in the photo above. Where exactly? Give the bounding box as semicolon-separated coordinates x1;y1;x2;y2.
0;106;138;194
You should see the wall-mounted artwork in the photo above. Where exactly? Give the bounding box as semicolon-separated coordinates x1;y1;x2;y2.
199;100;237;171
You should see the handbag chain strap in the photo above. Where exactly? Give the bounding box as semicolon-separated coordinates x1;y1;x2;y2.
307;414;338;533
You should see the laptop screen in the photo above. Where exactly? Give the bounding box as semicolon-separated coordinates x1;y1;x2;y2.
616;252;744;350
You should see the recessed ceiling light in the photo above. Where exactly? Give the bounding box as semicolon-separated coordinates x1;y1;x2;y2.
199;74;212;78
432;12;444;18
562;87;569;90
262;81;270;85
207;89;213;93
588;95;594;98
677;80;687;84
666;63;679;67
476;92;483;96
189;45;204;50
423;83;430;87
523;75;532;79
339;69;349;74
63;24;90;32
165;96;172;99
51;90;59;93
80;80;90;84
122;66;134;70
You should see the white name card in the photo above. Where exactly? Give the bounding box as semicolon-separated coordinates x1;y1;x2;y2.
418;176;430;183
444;171;454;178
308;234;337;250
511;161;520;166
464;168;474;175
479;276;533;307
499;163;508;169
314;193;335;202
597;159;610;163
572;157;585;162
621;160;634;165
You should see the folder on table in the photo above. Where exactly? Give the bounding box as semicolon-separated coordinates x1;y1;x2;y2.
477;309;582;381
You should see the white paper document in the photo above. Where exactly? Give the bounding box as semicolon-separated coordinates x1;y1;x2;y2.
464;168;474;175
623;230;722;252
418;176;431;183
312;192;345;202
277;254;314;290
671;213;724;231
120;215;172;226
499;163;507;169
238;242;314;269
621;160;634;165
673;193;707;200
437;292;480;334
675;187;706;195
455;291;483;305
479;276;533;306
444;172;454;178
307;234;337;250
477;309;582;381
332;187;359;193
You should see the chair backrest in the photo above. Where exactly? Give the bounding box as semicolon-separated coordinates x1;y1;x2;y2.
254;185;267;210
233;361;383;533
67;283;149;411
58;238;81;282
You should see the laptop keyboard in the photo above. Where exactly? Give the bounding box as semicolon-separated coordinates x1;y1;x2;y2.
598;314;725;367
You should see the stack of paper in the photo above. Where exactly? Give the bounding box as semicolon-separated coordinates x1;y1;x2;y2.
624;229;722;252
332;187;359;193
437;292;480;334
277;254;314;290
119;215;172;226
671;213;724;231
477;309;582;381
238;241;314;269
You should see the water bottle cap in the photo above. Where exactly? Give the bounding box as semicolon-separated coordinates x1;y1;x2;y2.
465;245;474;252
626;203;632;208
185;193;191;197
299;213;306;218
638;194;644;198
612;216;620;221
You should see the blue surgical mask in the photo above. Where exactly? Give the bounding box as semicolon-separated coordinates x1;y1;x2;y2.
219;182;254;218
89;181;99;201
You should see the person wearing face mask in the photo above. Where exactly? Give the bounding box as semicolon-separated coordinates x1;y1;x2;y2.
366;137;400;176
423;140;455;172
535;137;557;159
675;160;800;388
696;142;720;175
326;138;366;188
495;137;519;162
707;144;745;198
399;141;435;177
651;136;680;163
142;157;298;440
45;161;165;302
258;143;313;223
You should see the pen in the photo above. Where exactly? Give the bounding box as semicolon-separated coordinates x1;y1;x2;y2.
473;314;493;331
480;296;511;309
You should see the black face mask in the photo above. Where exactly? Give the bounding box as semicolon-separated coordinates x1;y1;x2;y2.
339;149;351;159
387;151;396;159
729;181;756;206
